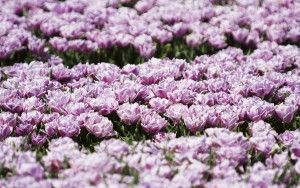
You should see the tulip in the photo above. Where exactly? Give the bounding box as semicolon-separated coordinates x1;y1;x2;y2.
20;111;43;126
16;123;34;136
31;132;47;146
220;109;239;130
149;97;172;113
88;97;119;115
275;103;298;123
117;103;141;125
141;111;168;133
184;114;207;132
0;124;13;141
56;115;80;137
165;103;189;123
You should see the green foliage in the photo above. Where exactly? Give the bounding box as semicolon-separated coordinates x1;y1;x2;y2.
155;38;217;61
73;127;102;152
51;45;144;68
35;145;49;162
165;121;203;137
121;164;140;185
0;35;259;67
109;113;151;144
121;0;139;8
0;166;12;179
0;49;37;67
268;115;300;134
225;33;256;54
165;151;175;163
273;162;300;187
235;121;250;137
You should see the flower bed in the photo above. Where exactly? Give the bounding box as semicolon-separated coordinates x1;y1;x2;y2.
1;127;300;187
0;43;299;143
0;0;299;66
0;0;300;187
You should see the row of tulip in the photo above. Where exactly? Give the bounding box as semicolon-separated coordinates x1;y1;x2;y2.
0;42;299;144
0;0;299;65
1;125;300;187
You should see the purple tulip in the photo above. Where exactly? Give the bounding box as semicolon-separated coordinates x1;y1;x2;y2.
115;33;134;47
195;93;215;106
2;97;24;113
249;79;274;98
56;115;80;137
65;102;88;116
245;30;260;46
291;143;300;159
23;97;45;112
31;132;47;146
186;33;205;47
247;103;274;121
117;103;141;125
121;64;139;75
232;28;249;43
84;113;116;138
279;130;300;147
150;28;173;44
88;96;119;115
275;103;298;123
48;91;72;114
171;22;189;37
97;139;129;156
249;121;278;156
208;34;227;49
0;112;17;128
93;63;120;84
183;64;207;81
16;123;34;136
153;132;176;142
207;108;221;126
49;37;69;52
114;81;139;103
208;79;229;93
0;124;13;141
286;25;300;42
220;109;239;130
149;97;172;113
266;25;286;44
167;89;196;105
51;64;72;82
165;103;189;123
20;111;43;126
134;34;155;59
183;105;208;132
44;121;58;138
141;111;168;133
17;162;45;181
213;92;233;105
0;112;16;140
134;0;155;13
28;36;46;55
48;55;63;66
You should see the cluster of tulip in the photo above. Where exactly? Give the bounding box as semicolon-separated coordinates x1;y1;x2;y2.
0;42;299;144
1;125;300;187
1;0;300;187
0;0;299;63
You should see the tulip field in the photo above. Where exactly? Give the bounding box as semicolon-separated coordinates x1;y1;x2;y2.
0;0;300;187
